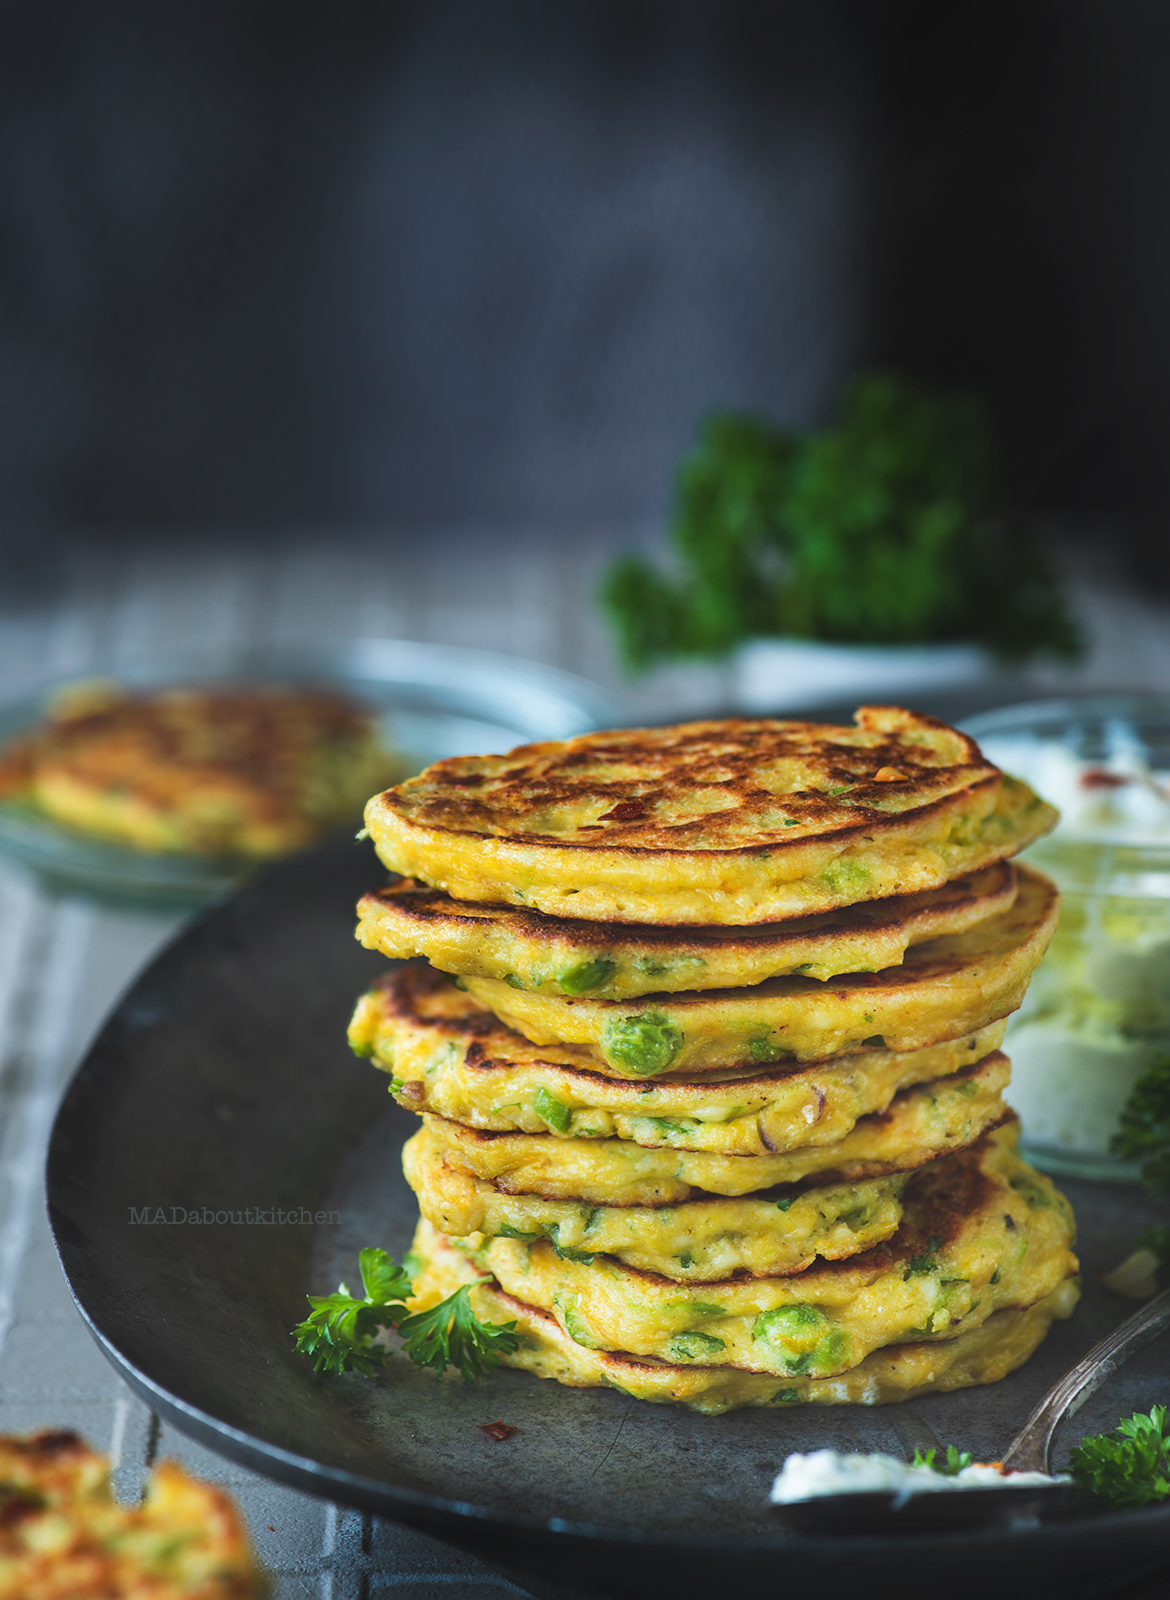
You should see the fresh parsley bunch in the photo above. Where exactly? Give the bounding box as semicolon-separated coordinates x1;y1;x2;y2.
599;373;1081;673
292;1247;520;1382
1070;1407;1170;1509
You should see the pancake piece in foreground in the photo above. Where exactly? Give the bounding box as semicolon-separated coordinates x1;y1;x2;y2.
408;1222;1080;1415
456;1123;1077;1369
462;864;1058;1075
410;1051;1010;1204
350;960;1008;1153
0;1428;263;1599
0;682;395;857
357;861;1018;997
364;708;1056;925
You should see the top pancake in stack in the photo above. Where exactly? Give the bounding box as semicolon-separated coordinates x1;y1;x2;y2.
362;706;1056;926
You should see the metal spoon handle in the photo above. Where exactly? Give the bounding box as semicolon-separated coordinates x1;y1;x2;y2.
1001;1287;1170;1473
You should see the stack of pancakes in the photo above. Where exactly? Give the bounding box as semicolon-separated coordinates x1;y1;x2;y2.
351;707;1081;1414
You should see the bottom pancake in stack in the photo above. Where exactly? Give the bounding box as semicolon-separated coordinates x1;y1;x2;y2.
405;1124;1078;1415
408;1219;1079;1415
353;965;1079;1413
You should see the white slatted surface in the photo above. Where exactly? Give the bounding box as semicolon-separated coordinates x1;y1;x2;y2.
0;535;1166;1599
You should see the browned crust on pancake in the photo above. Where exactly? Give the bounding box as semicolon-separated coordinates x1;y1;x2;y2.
375;708;998;857
363;959;1011;1089
406;777;999;857
555;1128;1004;1289
359;859;1017;953
432;1105;1012;1221
0;682;390;858
435;1215;1074;1381
429;1051;1008;1164
0;686;372;801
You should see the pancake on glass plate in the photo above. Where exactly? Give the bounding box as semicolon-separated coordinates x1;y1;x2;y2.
0;682;395;858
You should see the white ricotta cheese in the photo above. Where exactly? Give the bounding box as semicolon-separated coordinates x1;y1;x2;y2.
770;1449;1067;1509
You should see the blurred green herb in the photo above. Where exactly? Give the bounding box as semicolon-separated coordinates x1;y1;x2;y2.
1137;1225;1170;1261
1112;1055;1170;1195
599;373;1082;672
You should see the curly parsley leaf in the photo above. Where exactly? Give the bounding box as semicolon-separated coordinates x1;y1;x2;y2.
911;1445;974;1476
1069;1406;1170;1509
293;1248;413;1377
292;1248;518;1383
1111;1055;1170;1195
397;1284;520;1382
357;1246;414;1306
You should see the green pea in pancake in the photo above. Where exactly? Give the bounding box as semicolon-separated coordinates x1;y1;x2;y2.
408;1222;1080;1414
356;861;1017;998
364;708;1056;925
403;1123;912;1280
409;1051;1010;1205
463;865;1058;1076
349;960;1007;1155
452;1123;1077;1378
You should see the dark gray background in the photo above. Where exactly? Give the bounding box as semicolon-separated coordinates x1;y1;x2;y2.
0;1;1166;580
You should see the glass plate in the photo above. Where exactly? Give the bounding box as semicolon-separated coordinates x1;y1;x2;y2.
0;639;619;909
963;695;1170;1183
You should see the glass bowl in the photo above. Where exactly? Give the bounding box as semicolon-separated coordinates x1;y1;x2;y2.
0;639;618;910
964;695;1170;1182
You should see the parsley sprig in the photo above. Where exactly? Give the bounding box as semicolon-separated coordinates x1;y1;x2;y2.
1069;1407;1170;1509
292;1247;520;1381
396;1285;519;1382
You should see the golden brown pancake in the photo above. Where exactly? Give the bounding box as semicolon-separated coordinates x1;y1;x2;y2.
408;1052;1010;1204
356;861;1018;997
404;1122;912;1278
454;1123;1077;1375
364;707;1056;924
349;959;1008;1154
0;681;395;857
408;1221;1080;1414
463;865;1058;1075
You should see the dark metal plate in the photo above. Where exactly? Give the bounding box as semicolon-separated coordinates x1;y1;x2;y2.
46;836;1170;1600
